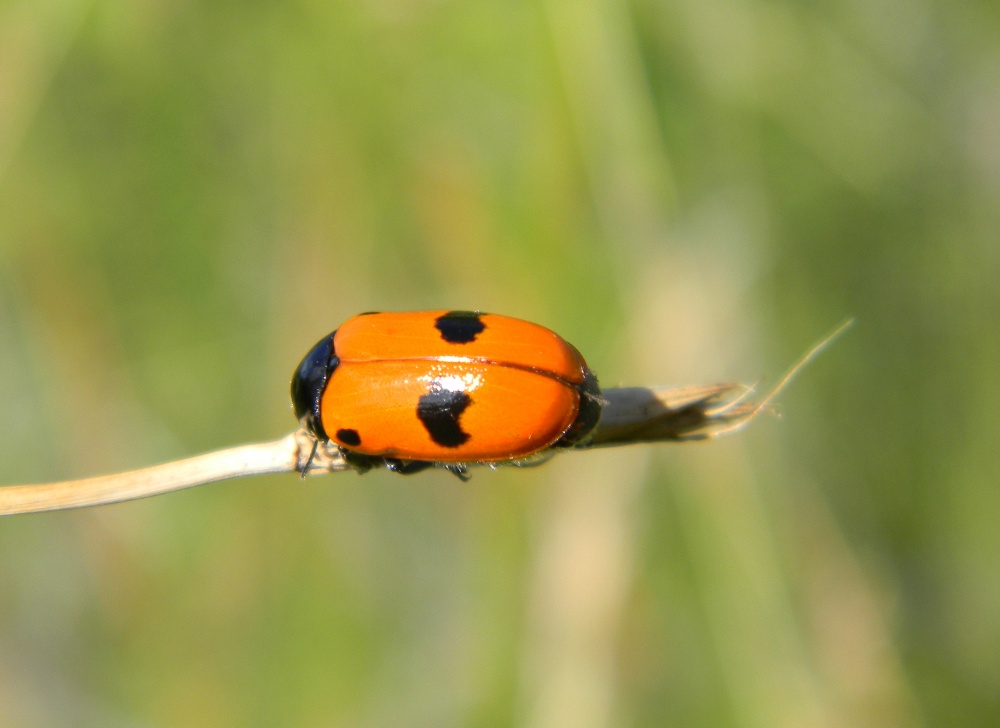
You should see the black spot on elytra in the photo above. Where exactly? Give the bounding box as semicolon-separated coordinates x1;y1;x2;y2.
336;428;362;447
417;384;472;447
434;311;486;344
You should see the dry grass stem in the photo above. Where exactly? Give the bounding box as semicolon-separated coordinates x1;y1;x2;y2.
0;321;850;516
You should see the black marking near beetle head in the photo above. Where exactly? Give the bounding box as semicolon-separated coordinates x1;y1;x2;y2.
554;367;603;449
434;311;486;344
417;383;472;447
291;331;340;441
336;428;362;447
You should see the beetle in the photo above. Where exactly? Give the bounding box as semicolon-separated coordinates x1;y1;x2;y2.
291;310;603;478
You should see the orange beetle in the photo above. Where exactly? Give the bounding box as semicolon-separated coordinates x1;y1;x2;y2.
291;311;602;477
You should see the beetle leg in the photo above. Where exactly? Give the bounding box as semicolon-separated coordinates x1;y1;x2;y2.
341;450;376;474
444;464;471;482
382;458;435;476
381;459;471;481
297;438;320;479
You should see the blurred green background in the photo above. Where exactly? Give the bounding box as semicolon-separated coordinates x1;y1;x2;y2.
1;0;998;725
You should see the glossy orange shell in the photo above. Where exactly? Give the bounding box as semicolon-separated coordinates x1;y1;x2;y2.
332;311;588;384
318;311;589;462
